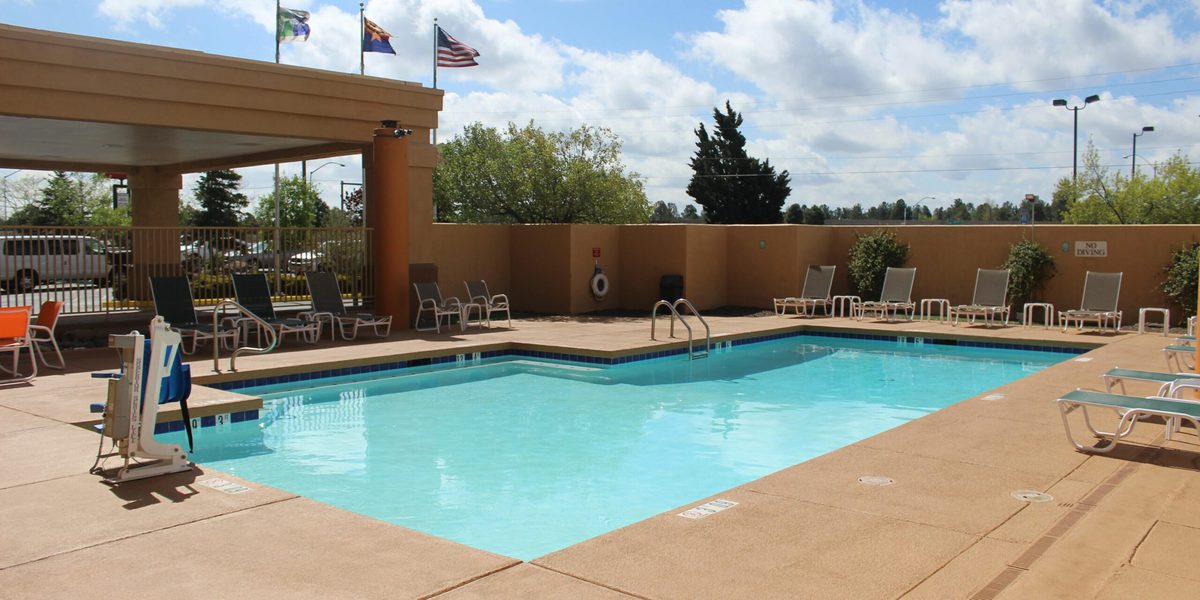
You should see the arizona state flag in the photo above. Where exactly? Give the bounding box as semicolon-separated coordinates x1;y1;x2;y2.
363;18;396;54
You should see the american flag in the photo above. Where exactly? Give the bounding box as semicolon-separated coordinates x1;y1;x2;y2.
436;26;479;68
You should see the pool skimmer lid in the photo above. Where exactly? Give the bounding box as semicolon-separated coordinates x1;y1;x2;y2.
858;475;895;487
1011;490;1053;503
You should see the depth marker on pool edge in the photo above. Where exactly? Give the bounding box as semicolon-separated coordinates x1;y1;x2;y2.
679;499;738;519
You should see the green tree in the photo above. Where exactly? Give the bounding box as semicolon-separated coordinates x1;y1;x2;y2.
1002;240;1056;309
434;121;650;224
253;176;326;227
681;204;701;222
11;171;118;226
1060;144;1200;224
193;170;248;227
847;230;909;299
784;203;803;224
650;201;680;223
686;101;790;224
803;205;827;224
1161;243;1199;318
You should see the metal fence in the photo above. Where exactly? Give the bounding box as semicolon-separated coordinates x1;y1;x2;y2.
0;226;374;316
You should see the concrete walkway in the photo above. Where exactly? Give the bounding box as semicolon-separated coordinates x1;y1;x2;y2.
1;315;1197;599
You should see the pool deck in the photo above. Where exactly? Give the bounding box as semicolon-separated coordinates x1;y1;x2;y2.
2;314;1198;599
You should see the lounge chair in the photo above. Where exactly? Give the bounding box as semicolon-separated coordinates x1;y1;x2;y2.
1103;367;1195;395
29;300;64;369
855;267;916;322
773;265;836;318
1057;382;1200;453
413;281;464;333
231;273;319;344
301;271;391;340
1165;344;1196;372
949;268;1010;327
464;279;511;328
149;276;238;354
1059;272;1123;333
0;306;35;383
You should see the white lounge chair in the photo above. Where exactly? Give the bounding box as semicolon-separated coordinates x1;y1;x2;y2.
855;267;916;322
950;268;1010;327
773;265;836;317
1059;271;1123;333
1058;381;1200;453
1103;367;1195;395
464;279;511;328
1165;344;1196;372
413;281;464;333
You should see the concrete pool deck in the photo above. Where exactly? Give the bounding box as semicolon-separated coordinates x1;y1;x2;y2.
1;314;1197;599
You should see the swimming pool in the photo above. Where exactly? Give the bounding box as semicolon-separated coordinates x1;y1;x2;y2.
166;335;1067;560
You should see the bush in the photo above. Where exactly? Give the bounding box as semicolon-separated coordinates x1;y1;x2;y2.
1162;243;1198;319
1002;240;1055;308
847;230;908;299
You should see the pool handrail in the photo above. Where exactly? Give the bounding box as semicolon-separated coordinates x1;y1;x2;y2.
211;298;278;373
650;299;708;360
672;298;710;359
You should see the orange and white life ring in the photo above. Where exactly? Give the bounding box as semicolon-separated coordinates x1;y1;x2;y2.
590;271;609;299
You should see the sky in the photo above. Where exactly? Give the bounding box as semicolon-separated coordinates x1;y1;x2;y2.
3;0;1200;215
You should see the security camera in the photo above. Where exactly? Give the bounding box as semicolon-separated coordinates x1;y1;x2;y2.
394;128;413;138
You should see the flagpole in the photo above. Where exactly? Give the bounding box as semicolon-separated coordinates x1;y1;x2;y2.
359;3;365;76
273;0;282;294
432;18;438;145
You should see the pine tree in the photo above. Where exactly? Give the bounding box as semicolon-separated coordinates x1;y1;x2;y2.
686;102;791;224
193;170;248;227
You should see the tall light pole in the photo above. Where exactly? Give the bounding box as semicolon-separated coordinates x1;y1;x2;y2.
308;161;345;184
1024;193;1038;242
1052;94;1100;198
913;196;935;223
1131;126;1154;178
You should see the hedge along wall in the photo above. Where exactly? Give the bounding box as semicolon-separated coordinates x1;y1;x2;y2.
428;223;1199;323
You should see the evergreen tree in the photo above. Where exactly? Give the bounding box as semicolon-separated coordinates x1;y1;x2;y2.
193;170;248;227
681;204;701;222
686;102;790;224
29;171;87;225
650;201;680;223
803;205;827;225
784;203;803;224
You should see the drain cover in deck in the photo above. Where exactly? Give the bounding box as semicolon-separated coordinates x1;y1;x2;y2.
1011;490;1053;503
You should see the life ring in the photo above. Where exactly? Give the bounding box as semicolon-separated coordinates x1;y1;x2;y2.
590;272;610;299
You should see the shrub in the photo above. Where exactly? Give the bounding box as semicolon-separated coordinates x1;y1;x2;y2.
1002;240;1055;308
1162;243;1198;319
847;230;908;299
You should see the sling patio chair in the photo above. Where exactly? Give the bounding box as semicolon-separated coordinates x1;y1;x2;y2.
150;276;239;355
1058;380;1200;453
949;268;1011;327
464;279;512;328
1103;366;1195;395
301;270;391;340
0;306;35;383
773;265;836;318
1165;344;1196;372
231;273;320;345
1059;271;1123;333
855;267;917;322
413;281;465;333
29;300;65;369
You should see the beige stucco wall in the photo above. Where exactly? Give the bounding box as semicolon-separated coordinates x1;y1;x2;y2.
421;223;1197;323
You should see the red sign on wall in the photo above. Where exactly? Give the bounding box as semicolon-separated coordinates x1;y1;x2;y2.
592;247;601;258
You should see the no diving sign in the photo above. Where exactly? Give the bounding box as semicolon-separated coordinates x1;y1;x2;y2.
1075;241;1107;257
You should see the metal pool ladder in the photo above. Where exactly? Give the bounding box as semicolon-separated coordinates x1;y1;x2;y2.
651;298;711;360
211;299;278;373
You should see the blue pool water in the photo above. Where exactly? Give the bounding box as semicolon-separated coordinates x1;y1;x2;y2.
164;336;1065;560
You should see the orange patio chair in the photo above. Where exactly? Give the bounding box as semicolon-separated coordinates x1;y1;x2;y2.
0;306;36;382
30;300;64;369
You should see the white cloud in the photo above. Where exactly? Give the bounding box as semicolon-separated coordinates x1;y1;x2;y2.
98;0;273;30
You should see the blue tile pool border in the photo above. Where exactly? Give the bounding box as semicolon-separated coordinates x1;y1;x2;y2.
203;328;1088;394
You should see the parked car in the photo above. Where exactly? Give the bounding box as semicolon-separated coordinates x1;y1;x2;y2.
225;240;293;271
0;235;117;292
288;240;362;273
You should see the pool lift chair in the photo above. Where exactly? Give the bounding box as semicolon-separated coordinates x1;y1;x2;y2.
89;317;194;483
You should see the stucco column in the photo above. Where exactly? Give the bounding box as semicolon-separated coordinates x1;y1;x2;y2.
370;126;411;325
127;167;182;300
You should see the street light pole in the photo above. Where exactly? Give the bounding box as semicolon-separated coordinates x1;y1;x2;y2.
1052;95;1100;199
1131;126;1154;178
914;196;935;223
